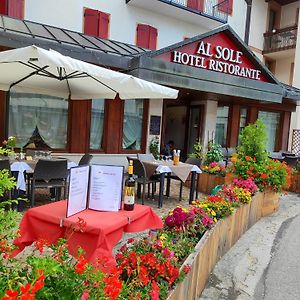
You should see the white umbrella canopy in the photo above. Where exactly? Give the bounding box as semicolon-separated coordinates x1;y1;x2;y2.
0;45;178;100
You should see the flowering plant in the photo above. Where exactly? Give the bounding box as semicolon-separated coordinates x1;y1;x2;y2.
232;178;258;195
201;161;226;176
149;136;160;159
5;136;16;149
233;187;252;204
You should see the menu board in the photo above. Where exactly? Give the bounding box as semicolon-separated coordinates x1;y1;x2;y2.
88;165;124;212
66;165;90;217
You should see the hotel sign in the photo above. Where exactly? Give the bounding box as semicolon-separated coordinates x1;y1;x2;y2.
155;32;267;82
173;41;261;80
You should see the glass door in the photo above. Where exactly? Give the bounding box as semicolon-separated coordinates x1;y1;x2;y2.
187;106;203;155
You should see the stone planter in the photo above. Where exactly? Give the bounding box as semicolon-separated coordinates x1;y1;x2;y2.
167;191;280;300
197;173;225;195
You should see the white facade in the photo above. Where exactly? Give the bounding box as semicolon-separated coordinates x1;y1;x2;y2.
25;0;246;49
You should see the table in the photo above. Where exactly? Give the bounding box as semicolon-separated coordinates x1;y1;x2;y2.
10;159;77;191
12;200;163;266
142;160;201;207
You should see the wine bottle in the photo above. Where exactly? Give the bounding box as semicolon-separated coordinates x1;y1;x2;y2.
124;160;135;211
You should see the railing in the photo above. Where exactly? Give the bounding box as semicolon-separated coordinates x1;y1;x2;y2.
263;25;297;54
126;0;229;23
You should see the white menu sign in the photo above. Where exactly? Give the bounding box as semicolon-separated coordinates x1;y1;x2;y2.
66;165;90;217
88;165;124;212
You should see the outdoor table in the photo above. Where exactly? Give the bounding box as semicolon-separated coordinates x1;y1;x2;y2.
10;159;77;191
12;200;163;266
142;160;201;208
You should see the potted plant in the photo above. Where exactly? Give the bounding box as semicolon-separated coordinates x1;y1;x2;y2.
199;141;225;194
149;136;160;159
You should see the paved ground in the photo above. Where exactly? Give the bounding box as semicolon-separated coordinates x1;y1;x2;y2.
200;192;300;300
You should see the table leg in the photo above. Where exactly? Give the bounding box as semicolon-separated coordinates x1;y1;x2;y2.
159;173;166;208
189;171;196;204
166;173;171;197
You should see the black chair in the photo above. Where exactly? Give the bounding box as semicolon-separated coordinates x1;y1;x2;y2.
177;157;202;200
283;155;299;168
78;154;93;166
127;157;160;204
29;159;68;207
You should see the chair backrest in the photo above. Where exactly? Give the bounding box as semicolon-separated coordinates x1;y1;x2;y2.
185;157;202;167
137;153;155;161
283;156;299;167
0;159;10;172
26;149;37;157
78;154;93;166
33;159;68;181
130;158;146;178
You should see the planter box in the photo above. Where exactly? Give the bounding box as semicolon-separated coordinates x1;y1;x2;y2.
288;174;300;193
167;191;279;300
197;173;225;195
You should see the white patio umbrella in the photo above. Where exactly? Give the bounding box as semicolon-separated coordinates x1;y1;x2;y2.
0;45;178;100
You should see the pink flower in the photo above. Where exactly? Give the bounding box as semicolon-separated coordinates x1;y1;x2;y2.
210;161;218;167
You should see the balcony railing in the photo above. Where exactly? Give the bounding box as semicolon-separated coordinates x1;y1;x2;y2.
126;0;229;23
263;25;297;54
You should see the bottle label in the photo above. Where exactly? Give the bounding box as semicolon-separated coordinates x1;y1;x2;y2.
124;186;135;205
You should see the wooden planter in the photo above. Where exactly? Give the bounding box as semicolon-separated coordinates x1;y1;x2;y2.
288;174;300;193
197;173;225;195
167;190;279;300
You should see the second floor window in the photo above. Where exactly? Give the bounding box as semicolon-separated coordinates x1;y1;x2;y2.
0;0;24;19
218;0;233;14
83;8;110;39
187;0;204;12
136;24;157;50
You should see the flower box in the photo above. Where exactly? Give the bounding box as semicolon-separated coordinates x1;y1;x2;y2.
167;191;279;300
197;173;225;195
288;173;300;193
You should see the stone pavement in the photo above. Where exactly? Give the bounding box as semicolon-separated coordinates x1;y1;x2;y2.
200;192;300;300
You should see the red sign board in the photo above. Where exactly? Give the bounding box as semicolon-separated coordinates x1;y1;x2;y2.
155;32;267;82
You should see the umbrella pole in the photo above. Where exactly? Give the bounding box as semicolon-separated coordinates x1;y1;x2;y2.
4;90;10;139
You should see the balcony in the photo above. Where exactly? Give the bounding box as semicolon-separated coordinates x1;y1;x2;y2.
263;25;297;55
126;0;229;28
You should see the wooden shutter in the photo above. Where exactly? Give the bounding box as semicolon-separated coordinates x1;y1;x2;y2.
84;8;99;36
187;0;204;11
98;11;109;39
136;24;150;48
218;0;233;14
148;26;157;50
0;0;7;15
8;0;23;19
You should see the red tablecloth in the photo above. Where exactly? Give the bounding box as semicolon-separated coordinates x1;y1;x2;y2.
13;201;163;265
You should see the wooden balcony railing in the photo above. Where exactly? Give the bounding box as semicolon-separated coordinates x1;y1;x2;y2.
263;25;297;54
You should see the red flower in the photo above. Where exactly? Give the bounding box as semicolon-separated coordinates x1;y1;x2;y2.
183;264;192;274
260;173;268;179
75;255;88;274
150;281;159;300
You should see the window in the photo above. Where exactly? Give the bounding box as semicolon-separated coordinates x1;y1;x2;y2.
9;92;68;149
187;0;204;12
122;100;144;150
136;24;157;50
83;8;110;39
90;99;105;150
258;111;280;152
0;0;24;19
215;106;229;147
218;0;233;14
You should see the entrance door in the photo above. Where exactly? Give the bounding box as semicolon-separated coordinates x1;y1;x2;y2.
187;106;203;155
164;106;187;157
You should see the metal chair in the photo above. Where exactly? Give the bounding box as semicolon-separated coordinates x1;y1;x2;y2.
29;159;68;207
283;155;299;168
127;157;160;204
137;153;155;161
177;157;202;200
78;154;93;166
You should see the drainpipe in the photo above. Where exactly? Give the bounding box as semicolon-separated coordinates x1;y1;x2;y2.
244;0;252;45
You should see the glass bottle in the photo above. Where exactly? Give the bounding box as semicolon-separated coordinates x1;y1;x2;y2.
20;147;25;160
124;160;135;211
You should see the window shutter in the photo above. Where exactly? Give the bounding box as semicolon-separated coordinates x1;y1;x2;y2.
187;0;203;11
0;0;7;15
218;0;233;14
148;26;157;50
8;0;23;19
98;11;109;39
136;24;150;49
84;8;99;36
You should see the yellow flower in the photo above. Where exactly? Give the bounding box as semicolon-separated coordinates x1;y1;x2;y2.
210;210;216;216
214;218;218;223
